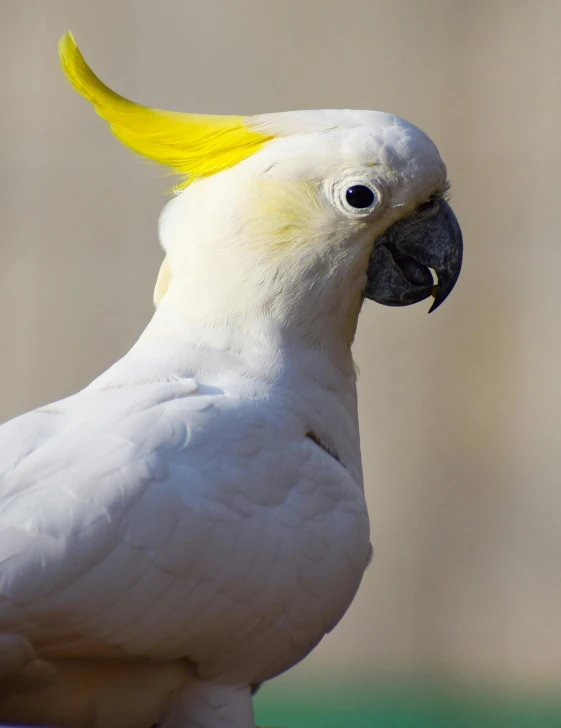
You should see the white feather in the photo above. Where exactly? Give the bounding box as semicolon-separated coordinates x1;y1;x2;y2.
0;108;447;727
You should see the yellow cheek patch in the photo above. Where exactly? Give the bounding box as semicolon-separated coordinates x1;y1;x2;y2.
58;32;273;189
245;179;328;254
246;179;367;258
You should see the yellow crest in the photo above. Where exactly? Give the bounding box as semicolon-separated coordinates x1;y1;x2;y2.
58;32;273;189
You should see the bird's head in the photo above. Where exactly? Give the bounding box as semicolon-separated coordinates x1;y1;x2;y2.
59;32;462;350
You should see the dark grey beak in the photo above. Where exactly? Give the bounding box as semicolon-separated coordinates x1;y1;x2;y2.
364;198;463;312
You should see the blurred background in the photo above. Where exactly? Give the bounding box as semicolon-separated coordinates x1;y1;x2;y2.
2;1;561;725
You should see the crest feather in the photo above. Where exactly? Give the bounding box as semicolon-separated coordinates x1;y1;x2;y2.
58;32;273;188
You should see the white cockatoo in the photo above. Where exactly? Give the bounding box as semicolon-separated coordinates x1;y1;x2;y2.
0;32;462;728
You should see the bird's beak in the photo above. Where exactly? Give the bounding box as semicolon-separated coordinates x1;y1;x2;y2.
364;198;463;312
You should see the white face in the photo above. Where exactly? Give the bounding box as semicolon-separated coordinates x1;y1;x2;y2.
158;111;453;347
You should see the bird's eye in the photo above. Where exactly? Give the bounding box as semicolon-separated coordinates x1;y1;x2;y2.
345;185;376;209
328;179;381;216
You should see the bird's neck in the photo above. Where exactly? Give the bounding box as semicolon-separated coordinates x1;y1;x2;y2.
91;295;359;405
90;298;364;484
160;280;363;367
140;294;358;381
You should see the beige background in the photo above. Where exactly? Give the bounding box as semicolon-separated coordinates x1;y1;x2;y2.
1;0;560;694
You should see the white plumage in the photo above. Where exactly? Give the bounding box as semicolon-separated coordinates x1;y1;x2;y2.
0;316;369;727
0;33;460;728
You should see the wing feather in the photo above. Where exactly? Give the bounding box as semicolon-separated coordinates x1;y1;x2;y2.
0;378;369;676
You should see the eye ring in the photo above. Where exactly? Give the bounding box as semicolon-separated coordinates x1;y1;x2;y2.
335;180;381;216
326;178;382;217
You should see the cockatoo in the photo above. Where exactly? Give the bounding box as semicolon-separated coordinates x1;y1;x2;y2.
0;32;462;728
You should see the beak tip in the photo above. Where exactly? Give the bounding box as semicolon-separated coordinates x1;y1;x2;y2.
427;271;461;313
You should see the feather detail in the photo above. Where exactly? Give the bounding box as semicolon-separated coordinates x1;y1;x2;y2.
58;31;273;189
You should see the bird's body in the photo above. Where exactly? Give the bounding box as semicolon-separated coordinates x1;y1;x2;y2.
0;307;369;726
0;32;462;728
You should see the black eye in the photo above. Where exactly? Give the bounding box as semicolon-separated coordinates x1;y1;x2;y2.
345;185;376;209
